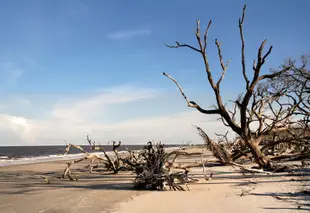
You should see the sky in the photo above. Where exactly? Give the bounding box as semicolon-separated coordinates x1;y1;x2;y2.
0;0;309;146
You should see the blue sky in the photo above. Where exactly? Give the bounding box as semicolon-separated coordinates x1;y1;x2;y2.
0;0;309;145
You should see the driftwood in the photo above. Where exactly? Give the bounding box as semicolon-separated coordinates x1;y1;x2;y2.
131;142;198;190
62;143;107;180
87;136;122;173
60;138;199;191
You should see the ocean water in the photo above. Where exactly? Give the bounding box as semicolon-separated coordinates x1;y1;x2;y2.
0;144;181;167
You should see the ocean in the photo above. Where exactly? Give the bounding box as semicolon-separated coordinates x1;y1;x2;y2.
0;144;181;167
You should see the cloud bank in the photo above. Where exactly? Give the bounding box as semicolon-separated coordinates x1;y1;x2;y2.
0;84;225;146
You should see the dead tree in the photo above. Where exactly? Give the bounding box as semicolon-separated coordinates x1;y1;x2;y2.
259;58;310;156
163;4;308;170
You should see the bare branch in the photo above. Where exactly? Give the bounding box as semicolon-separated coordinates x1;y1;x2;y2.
252;60;256;71
254;40;273;72
215;39;230;87
215;130;231;146
218;116;230;127
228;102;238;122
193;20;218;90
203;20;212;52
238;4;250;88
64;143;89;155
240;40;274;139
262;45;273;64
164;42;201;53
259;67;291;80
163;72;220;114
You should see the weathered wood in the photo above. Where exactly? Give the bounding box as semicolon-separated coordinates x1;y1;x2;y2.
60;139;199;191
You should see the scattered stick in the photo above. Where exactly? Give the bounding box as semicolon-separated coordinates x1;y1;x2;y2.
201;153;206;176
40;176;51;184
205;172;213;181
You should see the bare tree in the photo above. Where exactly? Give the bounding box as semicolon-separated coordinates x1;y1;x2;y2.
259;56;310;155
273;56;309;117
163;4;308;170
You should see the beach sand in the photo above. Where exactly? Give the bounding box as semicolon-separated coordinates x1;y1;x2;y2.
0;148;309;213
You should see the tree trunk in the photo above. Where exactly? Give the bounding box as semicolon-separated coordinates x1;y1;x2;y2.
247;140;272;170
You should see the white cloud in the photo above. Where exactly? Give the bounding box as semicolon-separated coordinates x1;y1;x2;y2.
108;29;151;40
0;114;36;145
51;85;158;123
0;84;159;145
0;110;224;146
92;111;224;144
0;84;229;146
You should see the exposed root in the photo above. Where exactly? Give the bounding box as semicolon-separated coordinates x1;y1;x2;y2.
131;142;198;191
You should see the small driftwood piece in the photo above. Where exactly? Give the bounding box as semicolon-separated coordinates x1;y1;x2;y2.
205;172;213;181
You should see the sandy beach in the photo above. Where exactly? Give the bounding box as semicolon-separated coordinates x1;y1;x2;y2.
1;148;309;213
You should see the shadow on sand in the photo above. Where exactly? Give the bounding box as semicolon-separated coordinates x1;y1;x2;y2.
1;163;309;211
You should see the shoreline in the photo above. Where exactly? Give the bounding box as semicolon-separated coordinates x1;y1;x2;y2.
0;146;182;167
1;147;309;213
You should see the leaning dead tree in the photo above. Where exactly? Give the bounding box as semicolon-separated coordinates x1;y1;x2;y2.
61;138;199;190
163;4;309;170
194;125;232;165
